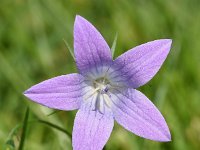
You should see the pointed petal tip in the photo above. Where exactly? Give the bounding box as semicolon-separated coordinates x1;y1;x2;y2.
154;38;172;46
23;90;27;95
163;39;172;53
166;137;172;142
75;15;86;23
23;87;34;95
23;89;29;95
146;129;171;142
164;38;172;46
165;130;172;142
74;15;88;31
157;127;171;142
23;89;32;98
153;38;172;54
75;14;82;18
167;38;172;43
149;136;171;142
160;39;172;47
160;134;171;142
75;15;81;20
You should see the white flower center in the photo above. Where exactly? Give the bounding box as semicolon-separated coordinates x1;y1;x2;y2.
82;67;119;114
91;77;113;113
82;66;125;114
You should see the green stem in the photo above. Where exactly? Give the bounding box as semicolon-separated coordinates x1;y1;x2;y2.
37;119;72;139
18;107;29;150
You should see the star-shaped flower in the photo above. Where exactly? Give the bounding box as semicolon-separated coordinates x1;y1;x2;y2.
24;15;172;150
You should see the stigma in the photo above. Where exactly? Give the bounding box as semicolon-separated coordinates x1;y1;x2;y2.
82;76;113;114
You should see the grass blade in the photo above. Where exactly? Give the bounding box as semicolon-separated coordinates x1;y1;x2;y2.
18;107;29;150
111;33;118;58
47;110;61;116
63;39;75;60
37;119;72;139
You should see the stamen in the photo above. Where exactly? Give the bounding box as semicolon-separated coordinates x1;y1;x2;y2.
83;87;99;101
93;93;105;114
102;94;112;108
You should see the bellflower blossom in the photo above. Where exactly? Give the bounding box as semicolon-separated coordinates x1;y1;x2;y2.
24;15;172;150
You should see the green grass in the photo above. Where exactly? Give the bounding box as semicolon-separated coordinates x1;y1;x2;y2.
1;0;200;149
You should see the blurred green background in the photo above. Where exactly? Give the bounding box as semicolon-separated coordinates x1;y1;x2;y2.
1;0;200;150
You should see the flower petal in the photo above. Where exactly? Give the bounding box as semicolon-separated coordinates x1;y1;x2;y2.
72;106;114;150
24;73;84;110
111;88;171;142
74;15;112;75
110;39;172;88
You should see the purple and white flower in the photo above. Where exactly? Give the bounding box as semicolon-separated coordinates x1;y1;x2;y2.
24;15;172;150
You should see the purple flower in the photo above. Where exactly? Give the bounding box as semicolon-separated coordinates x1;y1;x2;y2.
24;15;172;150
